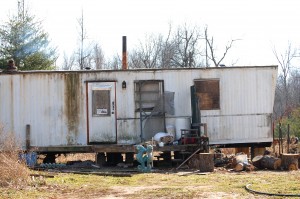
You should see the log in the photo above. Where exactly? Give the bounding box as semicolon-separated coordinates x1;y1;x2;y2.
252;155;281;170
235;162;244;171
245;164;256;172
187;153;214;172
281;153;299;171
260;155;281;170
252;155;264;169
232;154;248;171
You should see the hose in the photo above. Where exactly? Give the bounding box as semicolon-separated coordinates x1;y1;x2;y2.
245;184;300;197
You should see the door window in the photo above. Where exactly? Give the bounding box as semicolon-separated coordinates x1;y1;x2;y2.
92;89;111;116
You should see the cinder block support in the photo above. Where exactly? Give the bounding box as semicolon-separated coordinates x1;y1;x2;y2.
125;152;134;164
95;153;106;166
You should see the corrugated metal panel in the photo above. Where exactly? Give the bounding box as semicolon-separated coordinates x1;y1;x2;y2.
0;66;278;148
199;67;277;144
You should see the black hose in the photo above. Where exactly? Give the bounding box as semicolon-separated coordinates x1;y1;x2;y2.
245;184;300;197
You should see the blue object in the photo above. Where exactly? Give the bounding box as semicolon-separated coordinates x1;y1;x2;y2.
136;145;153;172
19;152;37;168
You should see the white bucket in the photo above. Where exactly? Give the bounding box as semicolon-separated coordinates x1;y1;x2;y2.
175;118;190;140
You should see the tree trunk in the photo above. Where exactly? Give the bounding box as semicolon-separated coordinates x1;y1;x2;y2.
281;153;299;171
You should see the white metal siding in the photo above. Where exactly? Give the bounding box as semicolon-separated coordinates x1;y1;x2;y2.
0;66;277;148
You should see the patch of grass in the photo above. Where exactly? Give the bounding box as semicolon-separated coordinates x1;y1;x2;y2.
0;170;300;198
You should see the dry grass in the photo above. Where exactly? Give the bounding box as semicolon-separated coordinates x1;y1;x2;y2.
1;169;299;199
56;153;96;163
0;124;30;188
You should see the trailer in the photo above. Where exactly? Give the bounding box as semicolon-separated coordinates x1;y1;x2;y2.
0;66;278;164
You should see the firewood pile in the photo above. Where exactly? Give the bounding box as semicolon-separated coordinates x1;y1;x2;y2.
213;150;299;172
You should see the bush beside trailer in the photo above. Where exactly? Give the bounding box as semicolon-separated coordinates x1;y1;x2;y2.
0;66;278;163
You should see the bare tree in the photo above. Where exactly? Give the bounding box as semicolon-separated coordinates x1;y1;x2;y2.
204;26;238;67
129;34;162;68
129;23;204;69
92;43;105;69
108;53;121;70
160;24;176;68
128;49;143;69
171;24;202;68
289;70;300;108
62;52;75;70
76;9;91;70
273;43;298;119
126;24;237;69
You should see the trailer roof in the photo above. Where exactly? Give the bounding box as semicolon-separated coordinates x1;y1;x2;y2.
0;65;278;75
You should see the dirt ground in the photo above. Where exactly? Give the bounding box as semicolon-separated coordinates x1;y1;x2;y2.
13;143;298;199
24;168;299;199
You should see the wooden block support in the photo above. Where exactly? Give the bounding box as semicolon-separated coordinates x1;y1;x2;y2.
253;147;266;157
235;147;250;156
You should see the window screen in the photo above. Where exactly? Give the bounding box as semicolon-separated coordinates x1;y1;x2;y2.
92;90;110;116
194;79;220;110
134;80;163;112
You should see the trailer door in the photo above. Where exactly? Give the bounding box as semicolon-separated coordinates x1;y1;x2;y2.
87;82;116;144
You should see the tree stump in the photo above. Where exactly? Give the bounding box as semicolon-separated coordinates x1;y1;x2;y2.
260;155;281;170
281;153;299;171
188;155;200;169
188;153;214;172
199;153;214;172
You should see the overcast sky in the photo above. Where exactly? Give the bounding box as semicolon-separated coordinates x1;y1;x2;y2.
1;0;300;67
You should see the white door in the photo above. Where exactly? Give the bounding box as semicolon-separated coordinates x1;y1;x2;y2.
87;82;116;143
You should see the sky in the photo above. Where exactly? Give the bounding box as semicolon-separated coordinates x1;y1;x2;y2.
1;0;300;68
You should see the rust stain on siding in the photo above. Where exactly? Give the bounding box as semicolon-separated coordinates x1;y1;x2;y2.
64;73;81;145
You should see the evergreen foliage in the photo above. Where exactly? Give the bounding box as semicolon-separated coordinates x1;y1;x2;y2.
0;11;57;70
274;107;300;138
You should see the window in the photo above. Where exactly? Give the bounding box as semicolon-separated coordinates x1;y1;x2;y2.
194;79;220;110
134;80;164;112
92;89;110;116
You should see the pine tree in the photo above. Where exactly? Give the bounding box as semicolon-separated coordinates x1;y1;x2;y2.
0;10;57;70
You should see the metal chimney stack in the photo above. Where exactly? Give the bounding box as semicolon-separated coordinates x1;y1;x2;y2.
122;36;127;70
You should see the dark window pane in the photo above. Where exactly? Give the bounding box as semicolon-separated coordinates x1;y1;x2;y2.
92;90;110;116
194;80;220;110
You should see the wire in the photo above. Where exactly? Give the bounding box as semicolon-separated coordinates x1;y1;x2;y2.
245;184;300;197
